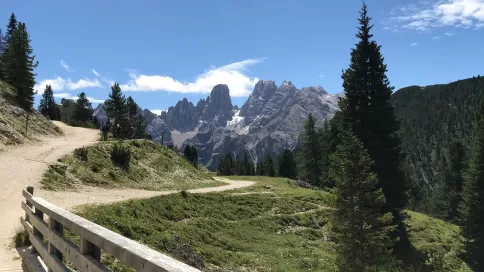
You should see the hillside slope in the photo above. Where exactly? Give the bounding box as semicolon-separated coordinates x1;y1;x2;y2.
0;81;61;150
76;176;470;272
42;139;220;191
391;75;484;212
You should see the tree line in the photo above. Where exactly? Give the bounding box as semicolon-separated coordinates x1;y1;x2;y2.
39;85;100;128
217;150;296;179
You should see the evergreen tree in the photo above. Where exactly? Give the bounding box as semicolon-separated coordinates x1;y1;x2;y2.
330;131;396;271
301;113;322;185
264;155;275;177
104;83;128;139
38;85;60;120
184;145;192;161
243;153;251;175
218;154;234;176
459;99;484;270
126;96;148;139
191;145;198;167
73;92;93;126
339;3;407;240
447;141;465;221
4;13;17;44
2;21;38;110
278;149;297;179
256;161;264;176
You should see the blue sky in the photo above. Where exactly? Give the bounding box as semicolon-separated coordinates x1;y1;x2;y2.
2;0;483;113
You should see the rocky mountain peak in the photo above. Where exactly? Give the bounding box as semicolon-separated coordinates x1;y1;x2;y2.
239;80;278;124
210;84;232;110
300;86;328;95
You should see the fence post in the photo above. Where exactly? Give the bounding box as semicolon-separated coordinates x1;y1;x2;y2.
25;186;39;254
48;218;64;272
80;237;101;261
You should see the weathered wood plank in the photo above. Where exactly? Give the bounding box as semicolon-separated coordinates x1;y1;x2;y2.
28;196;201;272
24;220;70;272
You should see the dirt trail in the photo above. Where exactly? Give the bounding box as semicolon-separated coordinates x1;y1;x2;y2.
0;121;98;269
0;122;255;270
38;178;254;211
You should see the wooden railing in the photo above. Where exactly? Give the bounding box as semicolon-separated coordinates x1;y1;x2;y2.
20;186;200;272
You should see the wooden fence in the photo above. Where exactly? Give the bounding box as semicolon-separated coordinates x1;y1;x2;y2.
20;186;200;272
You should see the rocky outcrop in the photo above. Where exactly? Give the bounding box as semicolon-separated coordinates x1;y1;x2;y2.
239;80;277;125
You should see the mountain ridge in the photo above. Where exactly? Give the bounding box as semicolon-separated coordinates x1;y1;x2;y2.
93;80;339;170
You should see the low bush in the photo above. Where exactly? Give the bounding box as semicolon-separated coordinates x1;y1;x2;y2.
74;147;88;162
110;143;131;169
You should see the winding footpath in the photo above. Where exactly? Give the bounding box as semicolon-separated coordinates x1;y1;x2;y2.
0;121;254;271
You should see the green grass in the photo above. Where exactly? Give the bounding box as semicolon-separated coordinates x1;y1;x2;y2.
74;176;335;271
406;211;470;271
0;81;62;149
41;139;220;191
72;176;470;271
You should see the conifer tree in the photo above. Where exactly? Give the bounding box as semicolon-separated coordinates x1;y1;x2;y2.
330;130;396;271
191;145;198;167
2;20;38;110
339;3;407;240
447;141;465;221
184;145;192;161
301;113;322;185
278;149;297;179
243;153;251;175
256;161;264;176
104;83;128;139
38;85;59;120
264;155;275;177
126;96;148;139
459;99;484;270
73;92;93;126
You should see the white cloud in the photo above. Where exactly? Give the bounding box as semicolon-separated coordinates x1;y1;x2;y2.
119;58;264;97
34;76;102;93
53;92;104;103
319;74;325;78
432;35;443;39
444;31;456;35
150;109;166;115
411;42;420;46
92;69;100;76
387;0;484;31
60;60;74;72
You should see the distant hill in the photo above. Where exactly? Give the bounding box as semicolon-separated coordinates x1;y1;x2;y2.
391;75;484;212
0;81;61;150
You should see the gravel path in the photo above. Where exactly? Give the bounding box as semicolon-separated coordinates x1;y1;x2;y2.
0;122;254;270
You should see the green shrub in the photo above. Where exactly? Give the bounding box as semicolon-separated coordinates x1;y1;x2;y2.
74;147;88;162
12;229;30;248
110;143;131;169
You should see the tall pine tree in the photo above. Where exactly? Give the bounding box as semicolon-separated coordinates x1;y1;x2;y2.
339;3;407;241
73;92;93;126
278;149;297;179
2;20;38;110
459;98;484;270
447;141;465;221
38;85;59;120
330;130;396;271
301;113;322;185
104;83;128;139
190;145;198;167
126;96;148;139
